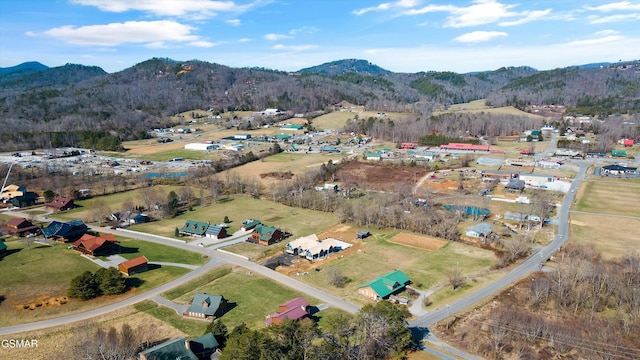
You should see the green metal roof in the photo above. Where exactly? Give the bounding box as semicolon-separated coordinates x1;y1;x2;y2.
138;337;198;360
186;293;224;317
0;241;7;251
180;220;209;235
359;270;410;298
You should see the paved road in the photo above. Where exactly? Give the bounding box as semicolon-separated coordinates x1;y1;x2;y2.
410;162;588;336
0;223;359;336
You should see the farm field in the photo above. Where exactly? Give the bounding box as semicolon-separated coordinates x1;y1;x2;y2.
312;111;355;130
275;227;497;306
0;238;190;326
575;180;640;217
570;212;640;259
132;194;339;240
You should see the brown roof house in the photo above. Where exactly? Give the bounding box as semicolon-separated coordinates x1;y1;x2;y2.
183;293;227;320
45;197;75;212
118;255;149;276
72;233;119;256
265;297;311;326
4;218;39;237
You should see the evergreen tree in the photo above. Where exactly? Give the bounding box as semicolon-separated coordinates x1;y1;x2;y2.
96;267;127;295
67;271;99;300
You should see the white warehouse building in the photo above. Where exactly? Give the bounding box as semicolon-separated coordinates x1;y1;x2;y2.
185;143;219;151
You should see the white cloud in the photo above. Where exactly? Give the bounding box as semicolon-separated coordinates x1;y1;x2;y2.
454;30;507;43
71;0;254;19
264;33;291;41
353;0;420;15
238;37;252;42
289;26;318;35
588;13;640;23
38;20;201;46
188;40;218;47
585;1;640;12
272;44;318;51
144;41;168;49
564;35;625;46
595;29;620;36
359;0;551;28
499;9;552;26
226;19;241;26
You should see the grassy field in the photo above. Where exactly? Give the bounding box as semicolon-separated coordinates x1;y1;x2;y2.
0;238;190;326
116;238;207;265
312;111;355;130
133;195;339;240
134;300;208;337
570;212;640;259
168;266;320;329
575;180;640;217
288;230;497;306
216;152;344;188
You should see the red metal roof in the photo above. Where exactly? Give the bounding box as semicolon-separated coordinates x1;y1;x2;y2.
72;233;118;252
119;255;148;269
439;143;490;151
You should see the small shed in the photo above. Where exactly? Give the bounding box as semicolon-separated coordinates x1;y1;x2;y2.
118;255;149;276
357;230;371;239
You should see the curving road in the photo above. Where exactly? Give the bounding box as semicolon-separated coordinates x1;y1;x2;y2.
0;224;360;336
410;162;588;331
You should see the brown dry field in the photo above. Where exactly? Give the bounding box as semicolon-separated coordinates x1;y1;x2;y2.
0;307;184;360
388;232;447;251
124;139;187;155
336;161;430;191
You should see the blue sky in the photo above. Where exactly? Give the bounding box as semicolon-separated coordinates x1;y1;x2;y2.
1;0;639;73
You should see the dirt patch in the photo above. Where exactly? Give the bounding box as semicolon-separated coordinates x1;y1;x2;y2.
265;216;283;222
388;233;447;251
336;161;429;191
260;171;294;180
317;224;360;241
423;179;460;191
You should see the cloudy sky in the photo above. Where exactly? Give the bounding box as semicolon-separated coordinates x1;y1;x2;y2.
1;0;639;73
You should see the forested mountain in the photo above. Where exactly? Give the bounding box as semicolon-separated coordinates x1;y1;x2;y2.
0;57;638;151
298;59;392;75
0;61;48;75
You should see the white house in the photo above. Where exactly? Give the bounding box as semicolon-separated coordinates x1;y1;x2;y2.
465;222;492;238
263;108;282;116
185;143;219;151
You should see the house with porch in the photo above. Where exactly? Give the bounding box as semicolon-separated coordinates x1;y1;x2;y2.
248;224;285;246
72;233;119;256
358;270;411;301
265;297;311;326
41;219;88;242
602;164;637;175
4;218;39;237
305;238;352;261
180;220;209;237
183;293;227;320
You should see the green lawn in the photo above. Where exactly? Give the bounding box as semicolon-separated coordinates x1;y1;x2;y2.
0;237;190;326
576;181;640;217
294;232;497;306
312;112;356;130
135;300;208;337
132;195;339;240
117;238;207;266
170;267;319;329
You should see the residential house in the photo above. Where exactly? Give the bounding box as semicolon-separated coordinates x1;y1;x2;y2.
10;191;39;208
286;234;320;255
183;293;227;320
72;233;119;256
504;178;525;192
180;220;209;237
44;197;75;212
4;218;39;237
358;270;411;301
205;225;228;240
138;334;219;360
623;139;635;147
118;255;149;276
129;213;151;224
41;219;88;242
248;224;284;246
241;219;261;231
602;164;637;175
465;222;493;239
518;173;556;188
265;297;311;326
263;108;282;116
305;238;352;261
